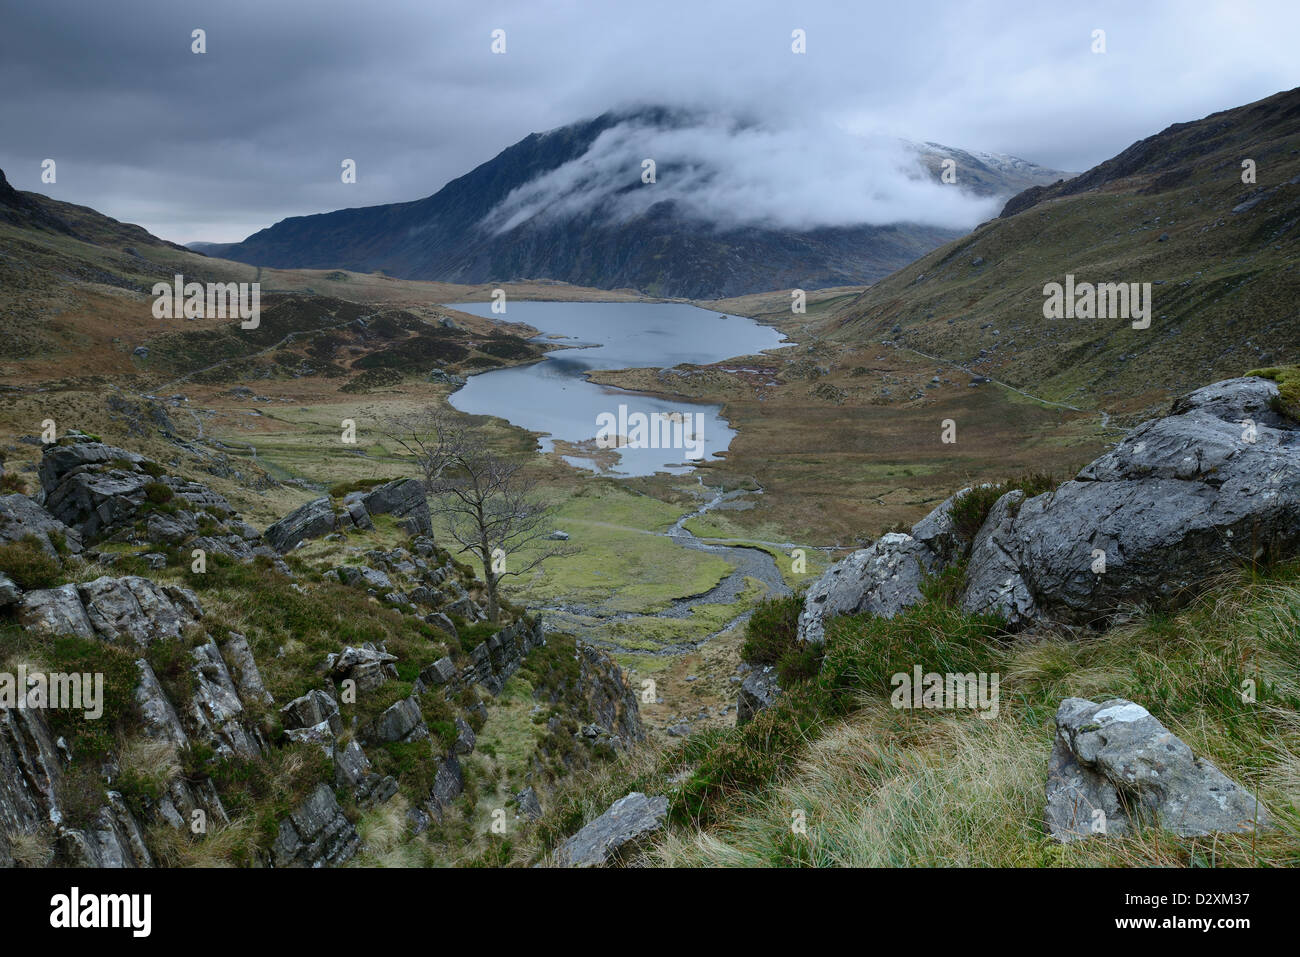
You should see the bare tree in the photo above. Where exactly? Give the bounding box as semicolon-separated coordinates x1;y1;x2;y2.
380;408;571;622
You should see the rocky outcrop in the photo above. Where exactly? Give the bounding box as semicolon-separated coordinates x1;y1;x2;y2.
798;532;938;643
363;696;429;744
736;665;781;726
516;786;543;821
1045;697;1271;841
264;497;336;552
271;783;359;867
265;480;432;553
37;438;239;546
18;576;201;646
359;479;433;537
189;638;267;760
0;701;154;867
433;617;547;697
798;377;1300;637
551;792;668;867
962;376;1300;627
0;492;82;557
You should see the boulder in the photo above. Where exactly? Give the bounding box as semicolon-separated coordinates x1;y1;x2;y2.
264;497;335;552
328;644;398;692
17;584;95;638
335;565;393;591
552;792;668;867
419;656;458;688
797;532;938;643
0;492;82;557
1045;697;1271;841
516;786;543;821
0;572;19;608
271;783;360;868
38;442;151;540
361;479;432;537
364;696;428;744
280;690;342;735
736;665;781;726
962;376;1300;627
145;510;198;544
77;576;202;646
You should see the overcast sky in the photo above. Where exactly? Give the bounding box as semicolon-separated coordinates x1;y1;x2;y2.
1;0;1296;244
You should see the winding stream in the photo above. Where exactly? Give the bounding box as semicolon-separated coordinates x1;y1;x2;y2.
540;480;792;654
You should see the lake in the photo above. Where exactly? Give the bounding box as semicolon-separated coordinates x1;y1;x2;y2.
447;300;788;476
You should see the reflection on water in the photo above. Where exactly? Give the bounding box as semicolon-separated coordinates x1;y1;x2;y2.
447;301;787;476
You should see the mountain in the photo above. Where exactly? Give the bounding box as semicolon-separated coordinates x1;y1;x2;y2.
218;107;1070;298
823;86;1300;412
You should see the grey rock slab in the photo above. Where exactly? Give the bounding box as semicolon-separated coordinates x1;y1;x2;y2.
552;792;668;867
797;532;938;643
1045;697;1271;841
736;665;781;726
264;497;336;552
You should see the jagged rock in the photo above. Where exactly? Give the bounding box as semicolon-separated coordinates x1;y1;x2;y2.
335;564;393;591
419;656;457;688
38;442;151;541
271;783;359;867
0;703;151;867
736;665;781;726
962;377;1300;627
908;488;971;566
264;497;335;552
551;792;668;867
453;716;476;754
429;755;463;813
573;642;643;747
77;576;202;646
516;786;543;821
958;490;1036;625
328;644;398;692
797;532;938;643
0;703;63;835
425;611;457;638
135;659;190;749
343;499;373;531
443;594;485;622
190;639;262;759
281;689;342;736
1168;375;1292;429
145;510;198;544
189;535;257;563
17;583;95;638
364;696;428;744
1045;697;1271;841
0;572;19;607
361;479;432;537
0;492;82;557
221;632;274;704
59;792;154;868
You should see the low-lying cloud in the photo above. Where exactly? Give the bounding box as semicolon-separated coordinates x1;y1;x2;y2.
481;114;1003;235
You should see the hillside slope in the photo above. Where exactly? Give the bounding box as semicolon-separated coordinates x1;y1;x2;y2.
823;86;1300;414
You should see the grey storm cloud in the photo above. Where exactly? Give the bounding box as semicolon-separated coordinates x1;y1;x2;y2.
0;0;1297;243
